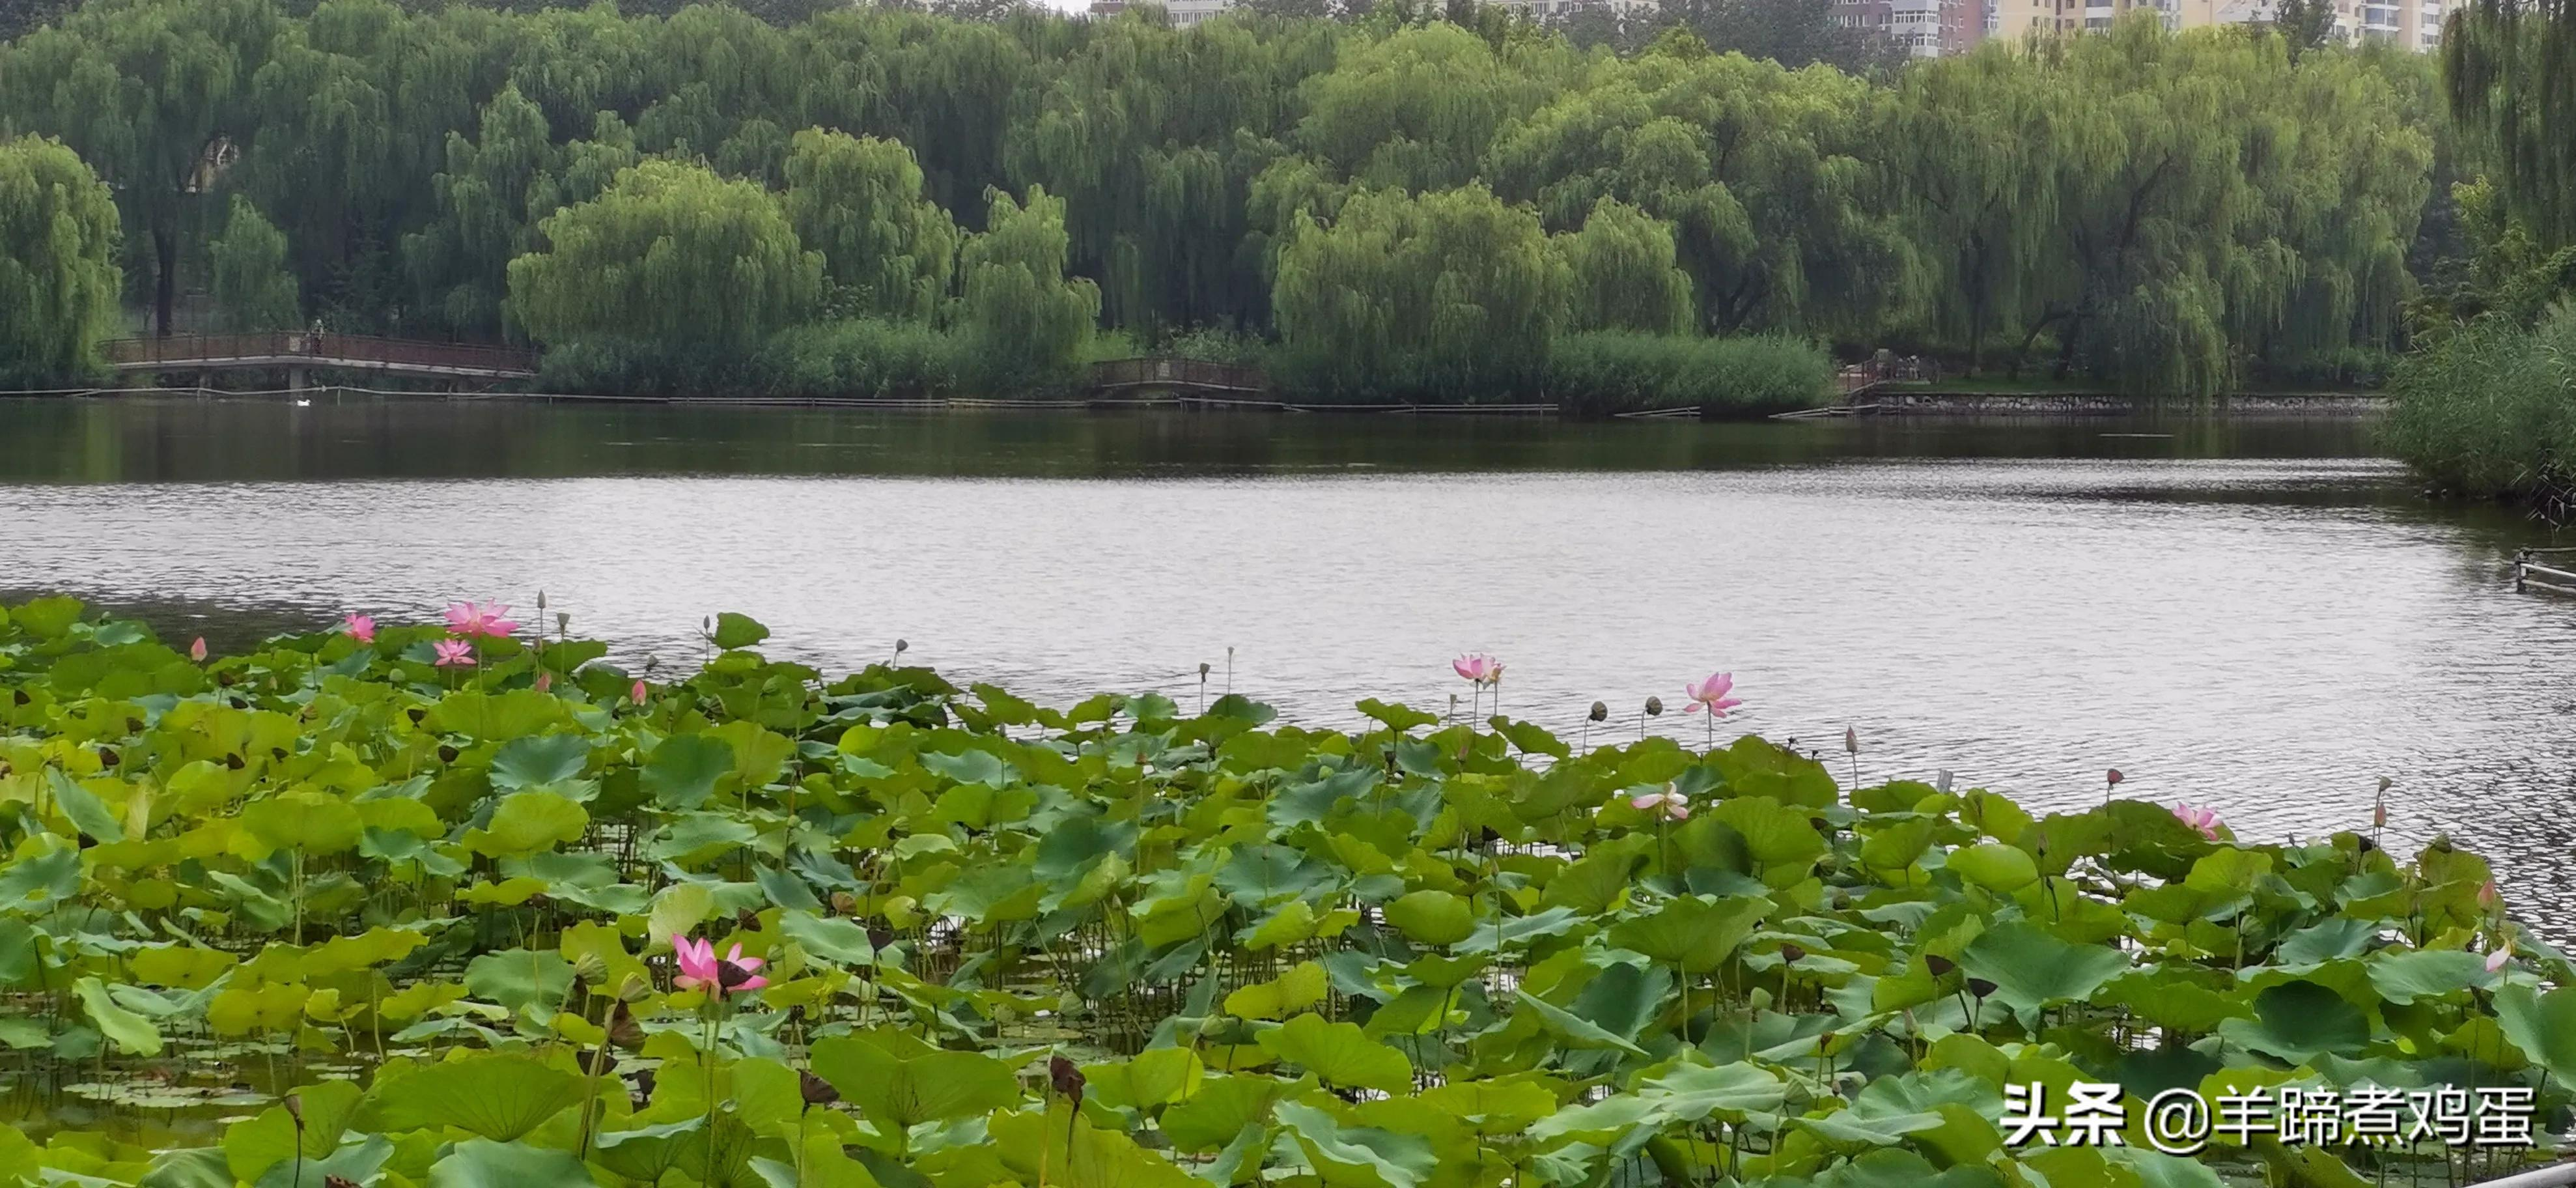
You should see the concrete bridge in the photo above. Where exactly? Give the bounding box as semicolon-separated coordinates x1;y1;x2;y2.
102;332;540;388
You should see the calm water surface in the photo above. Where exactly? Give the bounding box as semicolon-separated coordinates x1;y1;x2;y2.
6;396;2575;923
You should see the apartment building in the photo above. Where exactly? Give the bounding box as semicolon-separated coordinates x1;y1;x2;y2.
1835;0;1981;55
1987;0;2444;47
1084;0;1239;27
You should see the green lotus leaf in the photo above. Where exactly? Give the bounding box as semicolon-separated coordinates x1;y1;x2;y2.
46;768;125;844
357;1053;585;1140
424;1138;595;1188
487;733;590;792
1515;989;1649;1056
1256;1013;1414;1092
1946;842;2038;893
72;976;160;1056
1814;1149;2001;1188
778;910;877;967
1384;890;1476;946
1636;1058;1789;1122
643;734;737;810
809;1032;1022;1137
2216;980;2371;1064
1957;922;2130;1020
2495;983;2576;1084
463;948;574;1015
2364;948;2497;1005
1162;1075;1293;1153
1608;894;1768;973
1275;1099;1436;1188
462;790;588;858
1225;960;1328;1021
710;612;770;650
240;792;364;856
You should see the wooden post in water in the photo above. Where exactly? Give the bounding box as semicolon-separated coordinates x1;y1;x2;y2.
2517;548;2529;593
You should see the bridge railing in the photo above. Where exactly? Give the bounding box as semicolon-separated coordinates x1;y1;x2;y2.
102;333;540;375
1088;356;1268;393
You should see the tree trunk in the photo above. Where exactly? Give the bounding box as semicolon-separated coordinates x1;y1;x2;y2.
153;225;177;339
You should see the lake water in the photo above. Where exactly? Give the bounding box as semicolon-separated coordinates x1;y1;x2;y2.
7;395;2575;923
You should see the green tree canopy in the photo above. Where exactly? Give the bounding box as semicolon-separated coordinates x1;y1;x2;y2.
782;129;960;324
208;193;301;332
1556;196;1692;333
507;158;822;349
1272;183;1564;398
0;134;122;384
955;184;1102;386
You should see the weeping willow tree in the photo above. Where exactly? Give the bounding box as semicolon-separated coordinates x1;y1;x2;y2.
0;0;283;335
954;185;1100;388
781;129;960;324
208;195;301;332
2445;0;2576;248
1483;38;1917;338
1880;46;2063;375
0;135;122;385
401;87;561;338
1556;197;1692;334
507;159;822;350
1271;183;1565;400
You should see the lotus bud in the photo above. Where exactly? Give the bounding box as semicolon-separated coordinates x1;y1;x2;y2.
537;591;548;612
1588;701;1607;722
1843;726;1858;754
2106;769;2123;789
284;1093;304;1127
1050;1054;1086;1108
1644;696;1663;716
557;612;570;634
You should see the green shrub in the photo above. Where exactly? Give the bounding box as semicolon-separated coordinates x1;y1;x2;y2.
760;318;961;399
1543;332;1831;417
2383;304;2576;499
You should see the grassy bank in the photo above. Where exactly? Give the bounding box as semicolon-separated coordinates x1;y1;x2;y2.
2383;305;2576;499
0;596;2561;1186
529;325;1834;415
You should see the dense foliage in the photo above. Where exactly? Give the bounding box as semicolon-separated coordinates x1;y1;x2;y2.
0;135;124;386
0;597;2568;1185
0;0;2442;403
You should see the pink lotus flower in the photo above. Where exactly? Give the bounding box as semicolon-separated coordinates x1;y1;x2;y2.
2107;769;2124;790
535;671;553;693
2171;802;2221;842
2487;942;2511;974
432;639;475;667
2373;802;2388;828
1631;787;1690;821
673;934;767;994
341;614;376;644
444;602;520;639
189;637;208;662
1451;654;1502;685
631;679;649;705
1683;673;1741;716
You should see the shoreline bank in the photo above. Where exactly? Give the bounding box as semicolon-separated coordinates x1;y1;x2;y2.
6;382;2388;419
